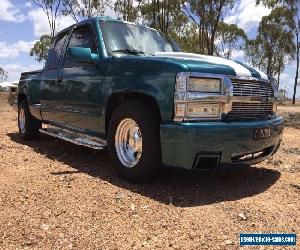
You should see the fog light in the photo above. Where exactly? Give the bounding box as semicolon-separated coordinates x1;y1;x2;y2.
187;103;221;118
175;103;186;117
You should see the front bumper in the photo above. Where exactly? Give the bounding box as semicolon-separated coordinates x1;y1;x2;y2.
160;116;284;169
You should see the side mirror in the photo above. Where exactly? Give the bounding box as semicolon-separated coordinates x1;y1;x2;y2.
67;47;98;63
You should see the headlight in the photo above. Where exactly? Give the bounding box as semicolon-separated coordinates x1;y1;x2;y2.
188;78;221;93
174;73;225;121
187;103;221;118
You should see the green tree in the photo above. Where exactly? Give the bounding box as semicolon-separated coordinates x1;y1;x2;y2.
0;67;7;83
140;0;183;36
279;88;288;100
257;0;299;103
182;0;234;55
62;0;111;22
215;22;247;58
168;14;199;53
245;7;295;86
114;0;142;22
30;35;52;62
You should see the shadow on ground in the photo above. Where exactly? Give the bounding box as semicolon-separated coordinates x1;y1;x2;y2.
8;132;281;207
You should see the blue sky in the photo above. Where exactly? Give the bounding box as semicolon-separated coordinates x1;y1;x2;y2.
0;0;299;98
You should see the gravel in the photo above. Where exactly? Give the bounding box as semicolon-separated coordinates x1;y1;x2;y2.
0;93;299;249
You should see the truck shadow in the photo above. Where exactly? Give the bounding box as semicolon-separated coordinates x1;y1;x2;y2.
8;133;281;207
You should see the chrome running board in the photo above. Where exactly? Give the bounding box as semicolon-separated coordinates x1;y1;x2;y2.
39;126;106;150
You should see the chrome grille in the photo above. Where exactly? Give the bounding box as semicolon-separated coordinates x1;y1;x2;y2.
227;102;274;119
231;78;274;97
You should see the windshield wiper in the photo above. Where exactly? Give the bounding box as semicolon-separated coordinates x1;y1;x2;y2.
109;48;152;56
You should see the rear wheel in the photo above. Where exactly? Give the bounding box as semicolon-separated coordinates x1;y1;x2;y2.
18;101;41;140
108;101;161;182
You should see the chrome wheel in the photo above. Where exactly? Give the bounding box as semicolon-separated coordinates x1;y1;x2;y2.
115;118;143;168
19;108;26;134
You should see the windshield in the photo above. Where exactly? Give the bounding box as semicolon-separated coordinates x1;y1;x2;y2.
100;20;181;56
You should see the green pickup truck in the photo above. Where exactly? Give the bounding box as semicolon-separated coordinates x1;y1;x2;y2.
17;17;284;182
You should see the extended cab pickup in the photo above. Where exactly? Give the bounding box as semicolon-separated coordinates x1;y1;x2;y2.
17;17;284;182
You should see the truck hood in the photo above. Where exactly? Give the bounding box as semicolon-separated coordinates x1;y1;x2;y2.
154;52;269;81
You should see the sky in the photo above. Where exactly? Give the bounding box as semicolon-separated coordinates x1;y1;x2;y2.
0;0;299;98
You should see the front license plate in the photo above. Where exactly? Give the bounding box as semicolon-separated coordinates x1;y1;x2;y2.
253;128;271;140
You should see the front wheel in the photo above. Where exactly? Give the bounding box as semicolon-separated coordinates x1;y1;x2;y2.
108;101;161;182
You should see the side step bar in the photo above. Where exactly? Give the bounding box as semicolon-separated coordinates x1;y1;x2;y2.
39;127;106;150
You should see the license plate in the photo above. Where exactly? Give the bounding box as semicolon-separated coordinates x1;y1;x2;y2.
253;128;271;140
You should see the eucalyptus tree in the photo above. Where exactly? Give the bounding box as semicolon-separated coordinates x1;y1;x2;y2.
30;35;52;62
215;22;247;59
257;0;299;103
62;0;111;22
0;67;7;83
114;0;142;22
32;0;63;41
245;7;295;85
168;14;199;53
139;0;184;36
182;0;234;55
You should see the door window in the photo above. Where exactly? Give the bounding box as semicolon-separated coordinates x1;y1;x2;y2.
45;32;69;70
64;25;97;68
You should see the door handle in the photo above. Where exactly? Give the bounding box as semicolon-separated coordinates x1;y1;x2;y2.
57;77;63;82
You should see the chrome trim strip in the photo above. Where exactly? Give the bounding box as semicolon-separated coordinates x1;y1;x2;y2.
40;125;107;149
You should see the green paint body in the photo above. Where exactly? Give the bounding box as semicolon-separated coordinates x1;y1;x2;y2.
18;17;284;169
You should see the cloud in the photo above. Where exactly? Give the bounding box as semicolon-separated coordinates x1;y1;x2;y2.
224;0;271;33
0;0;26;22
2;63;42;82
24;2;32;8
28;9;75;37
0;40;37;58
231;50;245;61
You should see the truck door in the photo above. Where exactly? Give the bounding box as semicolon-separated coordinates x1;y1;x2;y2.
40;31;69;122
55;23;102;134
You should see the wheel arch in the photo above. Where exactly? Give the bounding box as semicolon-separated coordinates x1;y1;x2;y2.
105;91;162;136
18;93;28;106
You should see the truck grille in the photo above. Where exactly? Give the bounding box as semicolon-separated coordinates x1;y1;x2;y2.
231;78;274;97
227;102;274;119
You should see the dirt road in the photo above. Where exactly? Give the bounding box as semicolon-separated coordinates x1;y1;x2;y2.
0;94;299;249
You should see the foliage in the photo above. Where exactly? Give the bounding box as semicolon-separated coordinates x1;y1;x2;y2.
215;22;247;58
279;88;288;99
0;67;8;83
257;0;300;103
168;15;199;53
245;7;295;85
140;0;184;35
183;0;235;55
62;0;111;22
114;0;141;22
30;35;52;62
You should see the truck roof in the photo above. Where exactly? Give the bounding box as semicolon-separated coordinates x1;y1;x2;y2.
57;16;156;36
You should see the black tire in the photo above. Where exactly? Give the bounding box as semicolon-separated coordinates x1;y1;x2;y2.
18;100;41;140
108;101;161;182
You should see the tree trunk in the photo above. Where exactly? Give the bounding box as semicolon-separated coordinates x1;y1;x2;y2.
293;34;299;104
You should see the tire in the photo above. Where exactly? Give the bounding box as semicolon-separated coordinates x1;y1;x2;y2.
18;100;41;140
108;101;161;182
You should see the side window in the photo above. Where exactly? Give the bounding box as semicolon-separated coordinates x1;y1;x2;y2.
64;25;97;68
45;32;68;70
